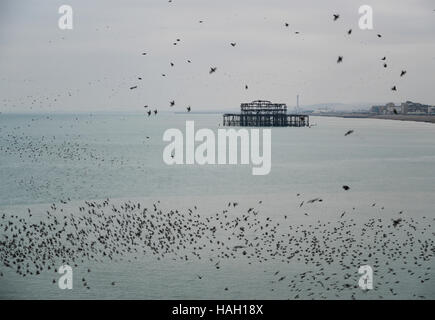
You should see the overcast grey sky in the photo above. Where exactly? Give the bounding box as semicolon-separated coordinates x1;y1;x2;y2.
0;0;434;113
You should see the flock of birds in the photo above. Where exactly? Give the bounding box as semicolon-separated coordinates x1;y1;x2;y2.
329;14;407;93
0;115;433;299
0;132;113;164
0;9;415;116
123;12;409;117
0;195;433;299
0;115;138;202
0;6;434;300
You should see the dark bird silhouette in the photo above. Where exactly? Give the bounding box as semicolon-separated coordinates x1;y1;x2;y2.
392;218;402;228
344;130;354;136
400;70;407;77
230;43;236;47
347;29;352;35
391;86;397;91
342;185;350;191
209;67;217;74
285;23;289;27
333;14;340;21
170;100;175;107
130;86;137;90
337;56;343;63
377;34;382;38
186;106;191;112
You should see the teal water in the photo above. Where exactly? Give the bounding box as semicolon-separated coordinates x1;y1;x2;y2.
1;113;435;205
0;114;434;299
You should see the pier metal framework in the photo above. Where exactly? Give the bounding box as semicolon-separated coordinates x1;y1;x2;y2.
223;100;309;127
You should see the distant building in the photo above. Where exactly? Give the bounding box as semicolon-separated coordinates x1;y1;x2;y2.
386;102;401;114
371;101;433;115
370;102;400;114
400;101;430;114
370;105;382;114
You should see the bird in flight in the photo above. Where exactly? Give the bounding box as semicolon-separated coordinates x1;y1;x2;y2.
391;86;397;91
209;67;217;74
347;29;352;35
170;100;175;107
344;130;354;136
130;86;137;90
187;106;191;112
337;56;343;63
392;218;402;228
342;185;350;191
400;70;407;77
230;42;236;47
333;14;340;21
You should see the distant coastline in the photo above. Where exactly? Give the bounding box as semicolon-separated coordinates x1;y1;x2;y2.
314;113;435;124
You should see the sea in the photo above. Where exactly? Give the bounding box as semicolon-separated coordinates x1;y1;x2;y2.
0;113;434;299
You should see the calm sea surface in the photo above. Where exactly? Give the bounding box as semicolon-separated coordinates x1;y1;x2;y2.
0;114;434;299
